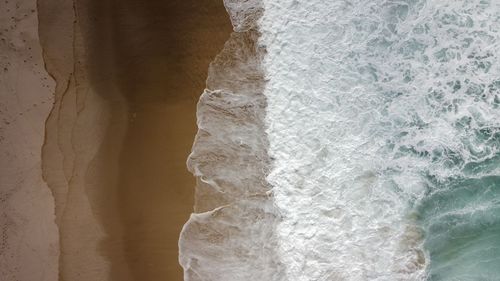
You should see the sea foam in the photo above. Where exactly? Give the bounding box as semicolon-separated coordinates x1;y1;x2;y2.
181;0;500;280
179;1;285;280
261;0;499;280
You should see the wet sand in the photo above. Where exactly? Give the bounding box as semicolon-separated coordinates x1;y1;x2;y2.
88;1;231;280
38;0;232;280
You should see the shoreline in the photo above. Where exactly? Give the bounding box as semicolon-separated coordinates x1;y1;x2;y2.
38;0;231;280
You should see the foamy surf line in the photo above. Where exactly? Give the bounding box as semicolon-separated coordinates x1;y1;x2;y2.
260;1;427;280
181;0;500;280
179;1;286;280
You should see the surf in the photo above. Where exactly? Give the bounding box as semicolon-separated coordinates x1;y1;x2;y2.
260;0;500;280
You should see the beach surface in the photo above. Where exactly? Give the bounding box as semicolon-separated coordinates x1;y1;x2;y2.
1;0;231;280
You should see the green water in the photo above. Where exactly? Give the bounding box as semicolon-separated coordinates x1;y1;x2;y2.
370;1;500;279
417;175;500;280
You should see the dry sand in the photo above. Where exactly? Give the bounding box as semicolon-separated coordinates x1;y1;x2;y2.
0;0;58;280
1;0;231;280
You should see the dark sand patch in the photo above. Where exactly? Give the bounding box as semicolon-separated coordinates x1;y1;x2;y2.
39;0;231;280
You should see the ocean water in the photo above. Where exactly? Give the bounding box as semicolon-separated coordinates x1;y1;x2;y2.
180;0;500;280
260;0;500;280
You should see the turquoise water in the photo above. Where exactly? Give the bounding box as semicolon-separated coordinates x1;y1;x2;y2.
363;1;500;277
418;175;500;280
382;1;500;278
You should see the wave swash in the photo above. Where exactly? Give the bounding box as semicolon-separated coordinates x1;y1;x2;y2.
180;1;500;280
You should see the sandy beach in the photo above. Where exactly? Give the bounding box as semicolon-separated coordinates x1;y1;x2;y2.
37;0;231;280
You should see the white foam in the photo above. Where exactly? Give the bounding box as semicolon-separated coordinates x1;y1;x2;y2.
259;1;426;280
260;0;500;280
